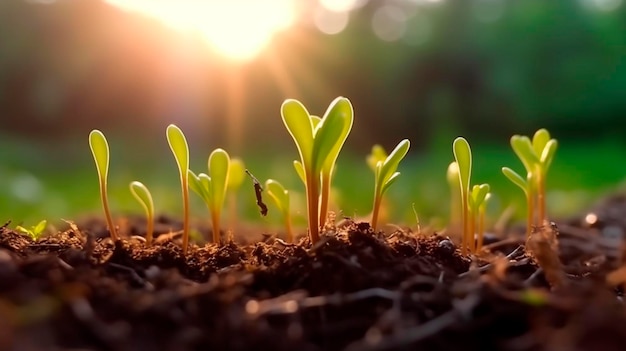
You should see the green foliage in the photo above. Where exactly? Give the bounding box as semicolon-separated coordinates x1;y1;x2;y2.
366;145;388;172
16;220;47;240
88;130;117;241
281;96;353;243
265;179;293;242
166;124;190;253
129;181;154;245
370;139;410;230
189;148;231;244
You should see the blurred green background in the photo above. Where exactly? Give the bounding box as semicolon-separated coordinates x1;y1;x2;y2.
0;0;625;231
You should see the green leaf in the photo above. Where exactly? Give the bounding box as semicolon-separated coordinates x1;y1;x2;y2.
311;97;353;173
446;162;459;185
367;144;387;172
89;130;109;181
130;181;154;218
319;97;354;175
227;158;246;191
532;129;551;158
310;115;322;129
453;137;472;193
540;139;558;171
188;170;210;204
208;148;230;213
281;99;314;167
293;160;306;184
265;179;290;216
33;220;47;236
502;167;527;193
166;124;189;177
199;173;212;200
510;135;538;173
469;183;490;212
381;172;401;194
379;139;410;187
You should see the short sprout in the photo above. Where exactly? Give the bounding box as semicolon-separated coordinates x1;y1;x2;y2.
129;181;155;245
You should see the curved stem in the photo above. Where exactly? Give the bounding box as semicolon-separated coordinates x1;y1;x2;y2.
145;212;154;246
181;178;189;253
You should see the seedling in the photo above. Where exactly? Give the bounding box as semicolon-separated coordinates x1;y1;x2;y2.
447;162;461;235
188;148;231;244
166;124;190;253
502;129;557;237
281;96;353;243
469;184;490;252
265;179;293;242
370;139;410;231
16;220;47;240
453;137;471;254
129;181;154;245
89;130;118;241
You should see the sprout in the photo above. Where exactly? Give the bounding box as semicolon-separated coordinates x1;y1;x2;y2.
89;130;118;241
281;97;353;243
227;158;246;230
189;148;231;244
502;129;558;237
265;179;293;242
166;124;190;253
16;220;47;240
468;183;490;252
453;137;471;254
129;181;155;245
447;162;461;234
366;144;388;172
370;139;410;231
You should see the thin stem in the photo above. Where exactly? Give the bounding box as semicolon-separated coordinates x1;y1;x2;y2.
476;207;485;252
181;177;189;253
468;209;476;253
526;191;533;239
145;212;154;246
371;192;382;231
228;192;237;233
285;214;294;243
536;173;546;227
212;210;221;244
460;192;469;255
100;179;118;241
319;173;331;228
305;172;320;243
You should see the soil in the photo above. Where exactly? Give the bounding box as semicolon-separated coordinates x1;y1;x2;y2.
1;194;626;351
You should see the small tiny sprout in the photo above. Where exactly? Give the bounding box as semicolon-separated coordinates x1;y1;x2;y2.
189;148;231;244
370;139;410;231
265;179;293;242
129;181;154;245
166;124;190;253
281;96;353;243
453;137;472;254
16;220;47;240
468;183;490;252
89;130;118;241
503;128;558;237
245;169;268;217
366;144;388;172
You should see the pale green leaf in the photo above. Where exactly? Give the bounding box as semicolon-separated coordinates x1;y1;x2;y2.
166;124;189;177
293;160;306;184
319;97;354;175
447;162;459;185
188;170;210;204
89;130;109;181
208;148;230;213
532;129;551;158
227;158;246;191
381;172;401;194
510;135;538;173
310;115;322;130
469;183;490;211
367;145;387;172
130;181;154;218
379;139;410;186
502;167;527;193
33;220;47;236
453;137;472;193
540;139;558;171
281;99;314;166
312;97;353;173
265;179;290;216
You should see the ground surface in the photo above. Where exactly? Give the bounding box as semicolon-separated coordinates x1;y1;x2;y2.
1;194;626;351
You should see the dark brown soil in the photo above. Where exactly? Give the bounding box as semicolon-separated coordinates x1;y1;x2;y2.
1;195;626;351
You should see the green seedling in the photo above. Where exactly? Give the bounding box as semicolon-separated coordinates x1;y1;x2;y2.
366;144;388;172
16;220;47;240
281;96;353;243
129;181;154;245
89;130;118;241
227;158;246;230
166;124;190;253
189;148;231;244
370;139;410;231
447;162;461;235
503;129;558;237
469;184;490;252
265;179;293;242
453;137;472;254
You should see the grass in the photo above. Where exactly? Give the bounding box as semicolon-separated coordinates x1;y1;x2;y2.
1;133;624;231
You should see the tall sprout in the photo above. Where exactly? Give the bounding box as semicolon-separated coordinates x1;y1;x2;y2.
89;130;118;241
166;124;190;253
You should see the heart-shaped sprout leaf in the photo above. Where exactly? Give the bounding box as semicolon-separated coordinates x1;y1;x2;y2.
89;130;117;241
371;139;410;231
130;181;155;245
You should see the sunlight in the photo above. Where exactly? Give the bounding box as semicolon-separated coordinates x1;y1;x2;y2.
106;0;297;61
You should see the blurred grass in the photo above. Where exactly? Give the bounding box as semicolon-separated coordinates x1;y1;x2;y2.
1;133;624;231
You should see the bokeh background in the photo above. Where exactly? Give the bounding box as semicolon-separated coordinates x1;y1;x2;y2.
1;0;625;230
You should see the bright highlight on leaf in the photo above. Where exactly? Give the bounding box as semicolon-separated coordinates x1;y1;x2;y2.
265;179;293;242
370;139;410;231
89;130;118;241
16;220;47;240
189;148;231;244
130;181;155;245
503;128;558;237
281;96;353;243
166;124;190;253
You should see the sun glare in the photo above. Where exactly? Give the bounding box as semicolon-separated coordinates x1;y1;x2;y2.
106;0;297;61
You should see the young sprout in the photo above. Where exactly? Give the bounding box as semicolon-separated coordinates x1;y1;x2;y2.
129;181;154;245
476;193;491;252
366;144;388;172
468;183;490;253
370;139;410;231
447;162;461;235
265;179;293;242
189;148;231;244
453;137;472;254
281;96;353;243
166;124;190;253
502;129;558;237
16;220;47;240
89;130;118;241
227;158;246;230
